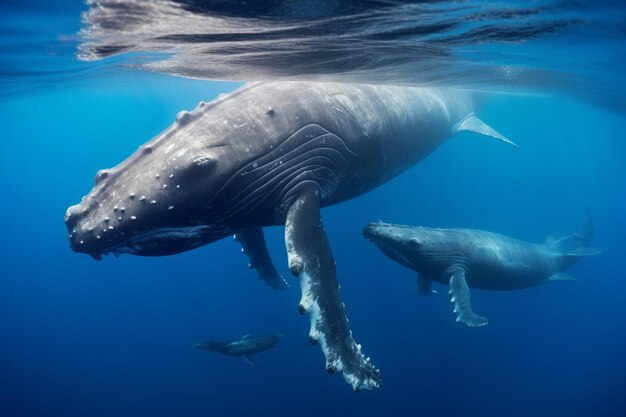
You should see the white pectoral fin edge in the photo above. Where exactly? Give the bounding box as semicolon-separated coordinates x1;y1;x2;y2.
284;185;381;392
449;269;488;328
456;114;519;148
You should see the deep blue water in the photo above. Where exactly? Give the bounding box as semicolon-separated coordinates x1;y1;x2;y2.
1;1;626;417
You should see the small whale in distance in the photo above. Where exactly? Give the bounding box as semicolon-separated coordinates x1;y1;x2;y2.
194;333;281;366
364;216;604;327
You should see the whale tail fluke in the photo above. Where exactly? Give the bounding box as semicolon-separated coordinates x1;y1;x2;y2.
546;215;605;269
577;213;594;246
545;214;602;254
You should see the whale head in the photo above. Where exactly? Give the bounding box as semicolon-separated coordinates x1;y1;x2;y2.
193;340;226;352
363;221;426;268
362;221;464;274
64;104;244;259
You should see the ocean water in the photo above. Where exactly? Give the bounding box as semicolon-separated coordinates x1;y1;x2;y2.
1;1;625;416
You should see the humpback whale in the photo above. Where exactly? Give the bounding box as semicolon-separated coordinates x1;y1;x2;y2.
363;218;603;327
64;81;514;390
194;334;281;366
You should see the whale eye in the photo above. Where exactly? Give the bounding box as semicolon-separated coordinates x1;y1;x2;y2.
95;169;110;184
176;154;217;184
191;154;217;170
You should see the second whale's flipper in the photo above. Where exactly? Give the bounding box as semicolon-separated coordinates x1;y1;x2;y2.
235;227;288;289
285;184;380;392
417;274;437;296
448;269;488;328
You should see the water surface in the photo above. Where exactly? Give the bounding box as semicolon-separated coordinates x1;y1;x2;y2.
0;1;625;416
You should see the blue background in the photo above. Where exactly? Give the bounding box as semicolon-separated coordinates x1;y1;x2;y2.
1;70;625;417
1;1;625;416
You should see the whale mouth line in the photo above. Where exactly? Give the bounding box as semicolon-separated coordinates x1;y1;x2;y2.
85;225;220;259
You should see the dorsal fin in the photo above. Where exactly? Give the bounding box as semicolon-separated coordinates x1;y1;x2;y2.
455;114;519;148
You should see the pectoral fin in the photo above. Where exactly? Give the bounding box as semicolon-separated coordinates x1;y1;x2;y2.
242;354;256;366
285;184;380;392
545;272;581;283
417;274;437;296
449;269;488;328
235;227;288;289
456;114;518;148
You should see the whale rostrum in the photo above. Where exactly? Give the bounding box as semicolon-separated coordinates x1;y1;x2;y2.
64;81;515;390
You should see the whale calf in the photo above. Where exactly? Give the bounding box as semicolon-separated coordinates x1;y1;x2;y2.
194;334;280;366
363;218;603;327
64;81;514;390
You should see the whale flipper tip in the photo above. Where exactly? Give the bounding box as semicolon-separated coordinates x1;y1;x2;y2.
285;184;381;391
449;269;489;328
